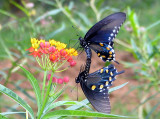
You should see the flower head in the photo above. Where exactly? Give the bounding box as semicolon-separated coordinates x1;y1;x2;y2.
27;38;78;71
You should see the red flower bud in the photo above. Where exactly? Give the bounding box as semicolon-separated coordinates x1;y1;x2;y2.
70;60;76;67
63;76;69;83
47;74;51;80
52;77;58;83
58;78;63;84
67;56;73;62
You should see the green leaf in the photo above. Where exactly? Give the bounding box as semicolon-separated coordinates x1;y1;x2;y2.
68;1;74;10
76;12;91;26
45;101;91;113
66;99;89;110
34;9;61;23
109;82;129;93
0;84;34;119
0;113;8;119
131;39;144;62
43;110;130;118
38;0;55;6
19;66;42;114
145;102;160;119
146;20;160;31
10;0;29;16
45;23;65;39
1;112;25;115
127;7;140;37
0;9;17;19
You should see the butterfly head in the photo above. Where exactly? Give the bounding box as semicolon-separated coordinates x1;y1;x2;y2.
79;37;88;48
75;65;87;83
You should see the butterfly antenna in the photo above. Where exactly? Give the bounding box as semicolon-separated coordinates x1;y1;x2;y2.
77;83;79;101
117;70;125;75
77;48;84;59
72;25;80;37
114;60;119;64
68;38;71;48
70;84;78;92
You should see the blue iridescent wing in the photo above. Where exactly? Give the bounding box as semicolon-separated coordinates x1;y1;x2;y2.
80;64;124;113
84;12;126;62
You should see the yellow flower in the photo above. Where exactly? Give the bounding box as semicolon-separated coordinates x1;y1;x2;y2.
31;38;38;44
38;39;45;44
32;43;39;50
30;9;36;16
49;39;57;46
66;48;78;56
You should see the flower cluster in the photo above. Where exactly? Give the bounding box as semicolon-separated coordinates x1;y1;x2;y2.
27;38;78;71
47;74;69;84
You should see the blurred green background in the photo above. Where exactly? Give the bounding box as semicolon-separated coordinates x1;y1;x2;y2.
0;0;160;119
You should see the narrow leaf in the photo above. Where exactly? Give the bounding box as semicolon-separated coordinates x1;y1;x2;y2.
76;12;91;26
0;113;8;119
66;99;89;110
10;0;29;16
109;82;129;93
34;9;61;23
0;84;34;119
0;9;17;19
46;101;91;113
1;112;25;115
43;110;129;118
19;66;42;114
145;102;160;119
45;23;65;39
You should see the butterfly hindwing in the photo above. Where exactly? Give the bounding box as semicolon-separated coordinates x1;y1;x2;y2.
80;64;124;113
90;43;115;62
80;80;111;113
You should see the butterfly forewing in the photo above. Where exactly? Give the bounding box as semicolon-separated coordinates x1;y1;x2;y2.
84;12;126;42
83;12;126;62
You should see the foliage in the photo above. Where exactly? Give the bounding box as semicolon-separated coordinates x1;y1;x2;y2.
121;7;160;119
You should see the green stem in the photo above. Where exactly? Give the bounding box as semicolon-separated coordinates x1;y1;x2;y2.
56;60;67;70
41;70;48;101
37;71;54;119
26;110;28;119
115;38;132;49
56;67;69;72
90;0;100;21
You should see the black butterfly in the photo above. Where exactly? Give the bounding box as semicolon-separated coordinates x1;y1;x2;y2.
79;12;126;62
76;63;124;113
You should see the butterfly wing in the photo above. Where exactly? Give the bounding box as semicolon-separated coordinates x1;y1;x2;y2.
80;81;111;113
84;12;126;62
80;64;124;113
84;12;126;43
